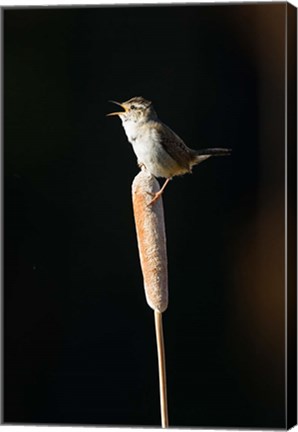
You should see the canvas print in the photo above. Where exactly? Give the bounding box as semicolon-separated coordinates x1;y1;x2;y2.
3;3;297;429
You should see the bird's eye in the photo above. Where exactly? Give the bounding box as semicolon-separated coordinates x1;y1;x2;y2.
131;105;136;110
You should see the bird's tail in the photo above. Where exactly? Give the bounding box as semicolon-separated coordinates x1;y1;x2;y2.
192;148;232;165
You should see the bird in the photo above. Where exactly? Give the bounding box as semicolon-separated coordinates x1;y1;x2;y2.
107;96;231;204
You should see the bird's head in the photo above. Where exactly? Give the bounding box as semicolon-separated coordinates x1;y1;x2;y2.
107;96;157;123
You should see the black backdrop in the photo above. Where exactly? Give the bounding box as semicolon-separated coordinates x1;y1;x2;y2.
4;4;287;428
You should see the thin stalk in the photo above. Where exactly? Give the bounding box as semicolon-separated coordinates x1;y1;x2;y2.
154;310;169;428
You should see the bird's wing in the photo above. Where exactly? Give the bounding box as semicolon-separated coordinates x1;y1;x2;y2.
152;121;194;170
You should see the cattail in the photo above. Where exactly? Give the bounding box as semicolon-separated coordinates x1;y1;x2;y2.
132;169;169;428
132;170;168;313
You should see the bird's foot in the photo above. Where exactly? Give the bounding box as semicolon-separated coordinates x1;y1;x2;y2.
147;178;172;206
147;190;163;206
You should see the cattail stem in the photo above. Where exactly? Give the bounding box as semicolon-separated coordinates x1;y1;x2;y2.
154;310;169;428
132;170;169;428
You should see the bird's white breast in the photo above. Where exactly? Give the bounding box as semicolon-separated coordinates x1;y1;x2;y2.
121;118;179;178
121;119;139;143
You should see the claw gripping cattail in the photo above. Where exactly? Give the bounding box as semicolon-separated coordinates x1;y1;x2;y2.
132;170;168;313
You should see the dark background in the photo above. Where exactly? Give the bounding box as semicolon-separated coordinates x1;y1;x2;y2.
4;3;287;428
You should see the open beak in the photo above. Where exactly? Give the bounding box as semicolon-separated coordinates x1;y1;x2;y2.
106;100;127;116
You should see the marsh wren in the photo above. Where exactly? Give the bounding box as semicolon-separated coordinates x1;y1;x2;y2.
107;96;231;204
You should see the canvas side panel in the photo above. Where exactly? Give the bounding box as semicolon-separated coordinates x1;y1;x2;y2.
286;2;297;429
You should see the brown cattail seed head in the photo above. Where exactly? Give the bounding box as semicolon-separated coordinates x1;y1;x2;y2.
132;170;168;313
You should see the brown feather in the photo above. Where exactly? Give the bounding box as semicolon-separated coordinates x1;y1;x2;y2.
151;121;195;171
